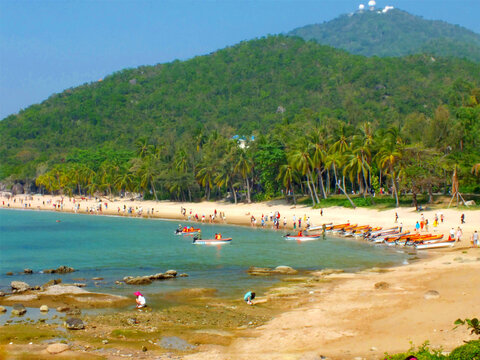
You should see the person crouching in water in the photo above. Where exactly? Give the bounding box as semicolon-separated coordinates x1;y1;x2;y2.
244;291;255;305
135;291;146;308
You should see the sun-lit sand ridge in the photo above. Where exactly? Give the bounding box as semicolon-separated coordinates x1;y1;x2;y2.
2;194;480;359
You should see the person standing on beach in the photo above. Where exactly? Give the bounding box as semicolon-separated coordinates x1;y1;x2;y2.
472;231;479;247
415;221;420;232
449;228;455;240
440;213;444;223
461;213;465;224
283;217;287;228
395;212;398;223
399;222;403;233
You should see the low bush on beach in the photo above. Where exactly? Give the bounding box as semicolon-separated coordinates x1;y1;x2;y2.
448;340;480;360
385;340;480;360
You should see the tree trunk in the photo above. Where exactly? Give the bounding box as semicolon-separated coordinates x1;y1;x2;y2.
309;170;320;204
232;186;237;204
305;173;316;205
151;177;158;201
246;177;251;203
428;184;434;204
392;176;399;207
412;190;418;210
317;169;327;199
338;181;357;209
326;169;331;195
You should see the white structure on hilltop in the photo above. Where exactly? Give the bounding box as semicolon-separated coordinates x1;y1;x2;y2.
382;5;394;13
368;0;376;10
359;3;365;11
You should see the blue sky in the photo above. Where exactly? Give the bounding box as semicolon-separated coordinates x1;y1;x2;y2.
1;0;479;119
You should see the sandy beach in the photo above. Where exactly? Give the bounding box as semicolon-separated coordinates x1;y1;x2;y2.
1;194;479;359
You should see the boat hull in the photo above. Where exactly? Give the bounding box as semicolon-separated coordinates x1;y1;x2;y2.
193;238;232;245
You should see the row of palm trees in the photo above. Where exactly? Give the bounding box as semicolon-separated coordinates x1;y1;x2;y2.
35;124;477;207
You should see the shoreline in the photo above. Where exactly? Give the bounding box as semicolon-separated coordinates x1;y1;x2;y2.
2;193;479;242
1;194;480;358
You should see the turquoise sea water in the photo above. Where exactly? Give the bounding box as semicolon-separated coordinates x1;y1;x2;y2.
0;209;409;299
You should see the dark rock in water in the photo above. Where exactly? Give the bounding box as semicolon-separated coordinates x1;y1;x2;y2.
0;291;5;297
179;273;189;277
64;317;84;330
11;281;30;293
42;279;62;288
57;306;71;312
6;272;13;276
165;270;177;276
92;277;103;281
73;283;86;288
56;265;75;274
0;306;6;313
12;303;26;316
23;269;33;274
247;267;275;276
123;276;152;285
142;345;148;352
43;266;75;274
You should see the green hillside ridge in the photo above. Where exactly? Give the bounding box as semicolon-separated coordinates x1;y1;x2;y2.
288;9;480;62
1;35;479;202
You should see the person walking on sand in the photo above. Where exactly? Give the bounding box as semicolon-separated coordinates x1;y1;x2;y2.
461;213;465;224
395;212;398;223
244;291;255;305
135;291;146;308
456;227;463;243
472;231;479;247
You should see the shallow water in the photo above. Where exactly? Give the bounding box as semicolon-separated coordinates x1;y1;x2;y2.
0;208;408;298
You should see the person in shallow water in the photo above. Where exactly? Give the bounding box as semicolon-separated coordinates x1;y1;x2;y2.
244;291;255;305
135;291;146;308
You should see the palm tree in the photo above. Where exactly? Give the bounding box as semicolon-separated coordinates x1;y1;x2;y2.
325;150;356;208
277;163;299;204
196;163;215;200
233;147;254;203
288;145;319;205
375;128;403;207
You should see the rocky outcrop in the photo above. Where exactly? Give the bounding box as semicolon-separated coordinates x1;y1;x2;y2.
247;266;298;276
43;266;75;274
424;290;440;300
40;305;49;312
23;269;33;274
11;281;29;293
0;306;6;313
64;317;84;330
123;276;152;285
11;303;26;316
123;270;183;285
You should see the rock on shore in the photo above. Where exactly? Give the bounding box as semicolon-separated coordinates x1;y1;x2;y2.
123;269;182;285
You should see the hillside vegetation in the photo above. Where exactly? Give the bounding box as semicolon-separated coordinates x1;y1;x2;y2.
288;9;480;62
1;35;479;204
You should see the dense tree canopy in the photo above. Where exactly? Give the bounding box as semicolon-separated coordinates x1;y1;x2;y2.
1;35;479;204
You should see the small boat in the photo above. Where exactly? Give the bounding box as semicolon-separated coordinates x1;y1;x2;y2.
284;234;322;241
414;239;455;250
175;228;201;235
306;223;333;232
193;238;232;245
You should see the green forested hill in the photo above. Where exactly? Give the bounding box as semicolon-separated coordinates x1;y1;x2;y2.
288;9;480;62
1;35;479;200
